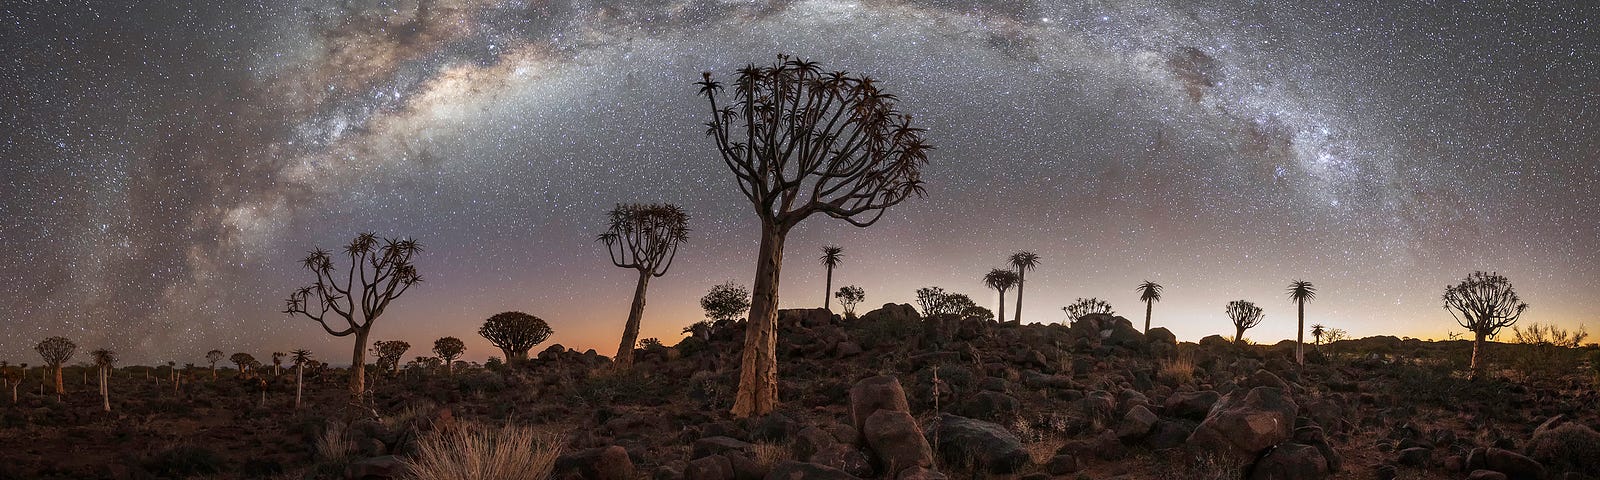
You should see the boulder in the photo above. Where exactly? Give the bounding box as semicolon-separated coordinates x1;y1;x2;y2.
1247;443;1328;480
1396;447;1431;467
688;455;735;480
1466;470;1509;480
926;414;1028;474
345;455;404;480
1526;420;1600;476
694;437;755;459
554;446;635;480
860;304;919;323
1292;425;1342;472
1145;419;1196;450
1046;454;1081;475
1164;390;1221;420
1145;327;1178;355
764;460;862;480
894;466;948;480
862;410;934;474
849;376;911;437
1187;387;1298;461
1245;370;1289;391
1115;405;1158;442
780;308;837;329
1198;335;1233;348
1466;447;1545;480
808;444;873;478
793;427;839;460
963;391;1020;421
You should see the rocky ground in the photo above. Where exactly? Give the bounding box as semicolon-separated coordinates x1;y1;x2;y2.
1;304;1597;480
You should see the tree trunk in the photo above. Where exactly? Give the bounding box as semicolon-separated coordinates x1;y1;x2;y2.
995;290;1006;325
52;366;63;397
101;367;109;412
1296;301;1305;366
350;327;371;401
1234;326;1246;344
295;364;304;409
211;365;216;380
614;270;652;369
500;347;527;364
824;266;833;311
731;223;786;418
1470;331;1486;380
1012;270;1025;324
1144;300;1153;334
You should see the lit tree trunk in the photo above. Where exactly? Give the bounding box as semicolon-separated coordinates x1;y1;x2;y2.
1470;331;1486;380
996;290;1006;324
732;224;785;418
1234;326;1247;344
1012;270;1025;324
100;367;109;412
614;270;651;369
52;366;63;397
295;364;304;409
1296;300;1305;366
1144;300;1153;334
823;265;833;311
350;327;370;400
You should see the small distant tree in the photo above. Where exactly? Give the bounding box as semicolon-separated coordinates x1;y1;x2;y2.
1444;271;1530;379
432;337;465;376
915;287;951;316
1063;298;1114;324
1226;300;1265;344
290;349;312;409
205;350;223;380
820;246;844;311
3;366;20;404
1310;323;1326;348
282;232;423;401
701;281;752;323
370;341;410;375
598;203;690;369
961;303;993;320
35;337;75;397
1508;322;1589;383
271;352;286;376
639;338;664;350
983;269;1020;324
1136;281;1164;333
91;348;116;412
230;353;256;377
1008;251;1041;324
478;311;553;364
834;285;866;318
1287;280;1317;366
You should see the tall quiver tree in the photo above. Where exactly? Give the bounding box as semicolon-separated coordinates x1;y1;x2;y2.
598;203;689;369
1286;280;1317;366
698;55;932;417
478;312;553;364
983;269;1019;323
283;233;422;401
432;337;465;375
1443;271;1529;380
820;246;843;311
205;350;223;380
1136;281;1164;334
271;352;285;376
1008;252;1040;324
1227;300;1265;344
35;337;75;398
290;349;312;409
91;348;115;412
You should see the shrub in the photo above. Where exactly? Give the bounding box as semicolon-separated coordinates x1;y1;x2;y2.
1158;355;1196;385
315;421;354;461
142;444;224;477
1507;322;1589;384
402;422;563;480
1527;422;1600;476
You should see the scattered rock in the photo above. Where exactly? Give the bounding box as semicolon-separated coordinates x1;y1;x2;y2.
345;455;403;480
1247;443;1328;480
1115;404;1158;442
764;460;862;480
694;437;755;460
1396;446;1431;467
862;410;934;474
554;446;635;480
1187;386;1298;461
687;454;735;480
926;414;1028;474
1466;470;1509;480
1164;390;1221;420
849;376;911;438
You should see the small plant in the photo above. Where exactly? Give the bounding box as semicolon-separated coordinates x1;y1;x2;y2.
752;441;791;472
315;421;354;461
402;422;564;480
1158;355;1196;385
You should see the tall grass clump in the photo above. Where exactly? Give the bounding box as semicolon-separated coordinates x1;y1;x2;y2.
403;421;563;480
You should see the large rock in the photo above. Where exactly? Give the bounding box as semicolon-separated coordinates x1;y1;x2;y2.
926;414;1029;474
863;410;934;475
1247;443;1328;480
1526;419;1600;476
808;445;873;478
1145;419;1195;450
688;455;735;480
894;466;947;480
1067;314;1143;349
764;461;862;480
860;304;920;323
554;446;635;480
694;437;755;459
1163;390;1221;420
1466;448;1545;480
1115;405;1158;442
1292;425;1342;472
963;391;1020;421
1145;327;1178;355
780;308;838;329
345;455;404;480
1187;387;1298;460
849;376;911;438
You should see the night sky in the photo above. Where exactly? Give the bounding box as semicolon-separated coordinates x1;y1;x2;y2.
3;1;1597;365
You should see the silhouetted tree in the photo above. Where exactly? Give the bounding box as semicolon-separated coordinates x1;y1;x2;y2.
701;281;752;323
271;352;285;376
835;285;866;318
91;348;115;412
599;203;689;370
1310;323;1326;348
290;349;312;409
1286;280;1317;366
1063;298;1114;324
820;245;844;311
371;340;409;375
205;350;223;380
1136;281;1164;334
1227;300;1265;344
35;337;75;397
915;287;950;316
432;337;465;376
699;55;932;417
1008;251;1040;324
983;269;1019;324
478;311;553;364
1444;271;1530;379
230;353;255;377
3;366;19;404
283;232;422;401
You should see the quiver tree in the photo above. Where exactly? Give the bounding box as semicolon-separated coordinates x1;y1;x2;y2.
1136;281;1164;333
35;336;75;397
91;348;115;412
432;337;465;375
290;349;312;409
3;366;19;404
230;353;256;377
1227;300;1265;344
983;269;1019;324
271;352;285;376
1008;252;1040;324
699;55;932;417
701;281;752;324
478;311;553;364
598;203;689;369
820;246;843;311
1063;298;1114;324
1443;271;1530;379
282;232;422;401
1286;280;1317;366
205;350;223;380
370;340;410;375
834;285;865;318
1310;324;1326;349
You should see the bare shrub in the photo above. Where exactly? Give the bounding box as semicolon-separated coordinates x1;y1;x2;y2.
315;421;354;461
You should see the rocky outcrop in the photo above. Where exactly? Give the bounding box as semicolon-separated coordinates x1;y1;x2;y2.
1187;386;1298;460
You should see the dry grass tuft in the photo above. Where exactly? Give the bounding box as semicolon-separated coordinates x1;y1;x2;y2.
402;421;564;480
315;421;354;461
752;441;791;471
1158;355;1196;385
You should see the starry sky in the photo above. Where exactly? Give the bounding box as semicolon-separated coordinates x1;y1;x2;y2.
3;0;1597;365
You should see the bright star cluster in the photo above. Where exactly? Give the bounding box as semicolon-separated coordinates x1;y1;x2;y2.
2;0;1596;363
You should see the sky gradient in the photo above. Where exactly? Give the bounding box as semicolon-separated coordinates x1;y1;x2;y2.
3;0;1597;365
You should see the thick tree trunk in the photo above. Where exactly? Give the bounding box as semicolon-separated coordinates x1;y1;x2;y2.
996;290;1006;324
1470;332;1486;380
614;270;652;369
1012;271;1025;324
350;327;371;400
824;266;833;311
1296;301;1305;366
52;366;63;396
731;223;785;418
1234;326;1247;344
211;365;216;380
1144;300;1153;334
